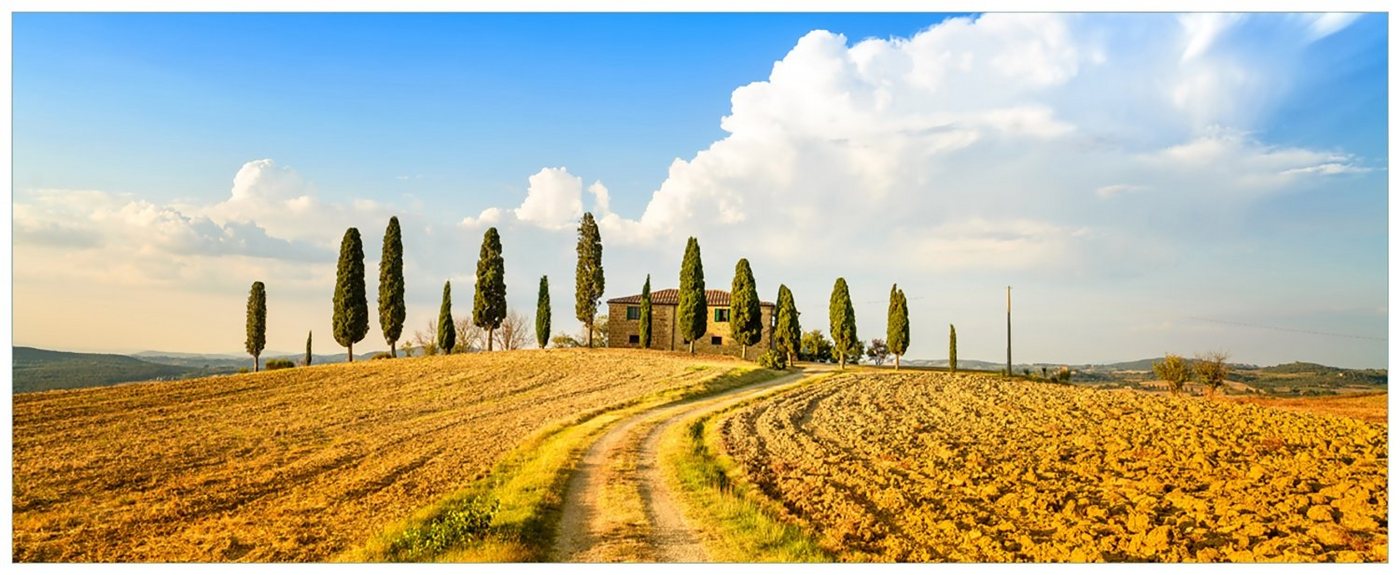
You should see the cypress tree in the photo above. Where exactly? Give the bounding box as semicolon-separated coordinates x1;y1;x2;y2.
245;281;266;372
729;258;761;360
829;277;857;369
575;213;605;347
639;275;653;348
332;228;369;362
949;324;958;373
887;284;910;370
304;331;312;367
774;284;801;365
378;216;406;357
473;227;507;350
536;276;551;349
438;281;455;354
677;237;707;354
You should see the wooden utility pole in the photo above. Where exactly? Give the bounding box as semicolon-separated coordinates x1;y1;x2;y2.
1006;286;1012;376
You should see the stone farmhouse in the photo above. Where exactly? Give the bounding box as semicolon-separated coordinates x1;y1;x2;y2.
606;289;775;355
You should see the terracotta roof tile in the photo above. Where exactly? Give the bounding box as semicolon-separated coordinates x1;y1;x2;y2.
607;288;773;307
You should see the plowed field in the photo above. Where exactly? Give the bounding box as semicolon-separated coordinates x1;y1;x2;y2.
719;372;1387;562
13;349;747;562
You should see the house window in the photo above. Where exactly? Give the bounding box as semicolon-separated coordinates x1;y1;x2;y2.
714;308;730;323
626;306;640;320
710;336;723;345
629;334;640;344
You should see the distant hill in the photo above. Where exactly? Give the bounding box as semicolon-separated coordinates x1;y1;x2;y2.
13;347;204;393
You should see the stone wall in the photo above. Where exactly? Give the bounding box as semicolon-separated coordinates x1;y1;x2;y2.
608;302;773;358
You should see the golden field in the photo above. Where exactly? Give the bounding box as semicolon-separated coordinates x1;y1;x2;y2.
718;372;1388;562
13;349;749;562
1223;392;1388;425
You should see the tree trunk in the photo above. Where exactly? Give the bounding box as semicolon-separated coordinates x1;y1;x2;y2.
689;340;695;355
253;355;259;373
741;344;747;361
839;352;846;370
488;327;495;351
895;354;900;371
390;341;397;358
348;342;354;363
587;318;594;348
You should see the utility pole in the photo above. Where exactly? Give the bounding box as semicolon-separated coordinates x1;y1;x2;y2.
1006;286;1012;377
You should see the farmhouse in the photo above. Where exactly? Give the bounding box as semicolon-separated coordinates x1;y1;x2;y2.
606;289;775;355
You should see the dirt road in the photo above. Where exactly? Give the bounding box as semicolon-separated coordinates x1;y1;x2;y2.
551;368;818;562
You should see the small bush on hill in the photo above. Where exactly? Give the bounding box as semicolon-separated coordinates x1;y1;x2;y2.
371;352;393;361
265;359;296;370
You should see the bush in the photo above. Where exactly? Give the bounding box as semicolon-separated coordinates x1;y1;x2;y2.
265;358;296;370
756;349;788;370
370;352;393;361
386;498;498;561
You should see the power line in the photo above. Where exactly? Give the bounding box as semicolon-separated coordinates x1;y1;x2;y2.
1184;316;1386;342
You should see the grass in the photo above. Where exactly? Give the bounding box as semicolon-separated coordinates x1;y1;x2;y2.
339;366;783;562
657;376;832;562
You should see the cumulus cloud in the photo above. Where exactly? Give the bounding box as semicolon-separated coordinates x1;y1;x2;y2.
513;167;584;230
1095;184;1148;199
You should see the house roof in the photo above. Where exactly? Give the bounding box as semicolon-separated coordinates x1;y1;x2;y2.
608;288;774;307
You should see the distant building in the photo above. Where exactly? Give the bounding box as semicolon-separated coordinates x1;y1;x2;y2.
606;289;775;355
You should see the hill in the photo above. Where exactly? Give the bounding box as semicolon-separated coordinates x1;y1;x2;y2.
12;347;200;393
12;348;760;562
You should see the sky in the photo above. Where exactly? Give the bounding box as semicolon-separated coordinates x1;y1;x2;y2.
11;12;1389;368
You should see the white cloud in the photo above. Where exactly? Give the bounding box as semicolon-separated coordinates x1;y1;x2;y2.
1095;184;1148;199
897;218;1091;271
1302;13;1362;43
513;167;584;230
460;207;505;228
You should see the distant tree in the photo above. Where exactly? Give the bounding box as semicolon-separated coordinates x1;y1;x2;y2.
799;329;833;363
536;276;551;349
454;317;488;353
774;284;801;365
1055;366;1073;383
245;281;266;372
949;324;958;373
378;216;406;357
552;334;584;348
1153;354;1192;394
886;284;910;370
677;237;707;354
828;278;858;369
437;281;455;354
473;227;507;350
575;212;605;347
730;259;762;360
305;330;312;367
866;338;890;366
332;228;369;362
413;319;439;356
494;310;532;351
639;275;653;348
590;314;610;347
1195;351;1230;395
399;340;414;358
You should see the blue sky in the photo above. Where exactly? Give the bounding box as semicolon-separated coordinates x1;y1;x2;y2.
12;13;1389;367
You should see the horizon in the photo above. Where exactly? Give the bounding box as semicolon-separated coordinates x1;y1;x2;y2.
13;12;1389;369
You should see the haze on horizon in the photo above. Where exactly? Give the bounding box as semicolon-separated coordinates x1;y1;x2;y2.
11;13;1389;368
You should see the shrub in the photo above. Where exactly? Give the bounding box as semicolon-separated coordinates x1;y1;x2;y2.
757;349;788;370
265;358;296;370
1153;354;1191;394
386;497;498;561
1055;366;1072;383
370;352;393;361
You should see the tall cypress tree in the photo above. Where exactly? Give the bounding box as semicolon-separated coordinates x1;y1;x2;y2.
677;237;707;354
575;212;605;347
638;275;653;349
473;227;507;350
378;216;406;357
729;258;761;360
438;281;455;354
304;331;312;367
536;276;551;349
829;277;857;369
245;281;266;372
775;284;801;365
332;228;369;362
887;284;910;370
949;324;958;373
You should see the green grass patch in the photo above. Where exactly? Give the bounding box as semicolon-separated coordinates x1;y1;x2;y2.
339;365;783;562
658;382;833;562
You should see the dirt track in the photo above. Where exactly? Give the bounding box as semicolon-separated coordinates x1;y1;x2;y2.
551;368;817;562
